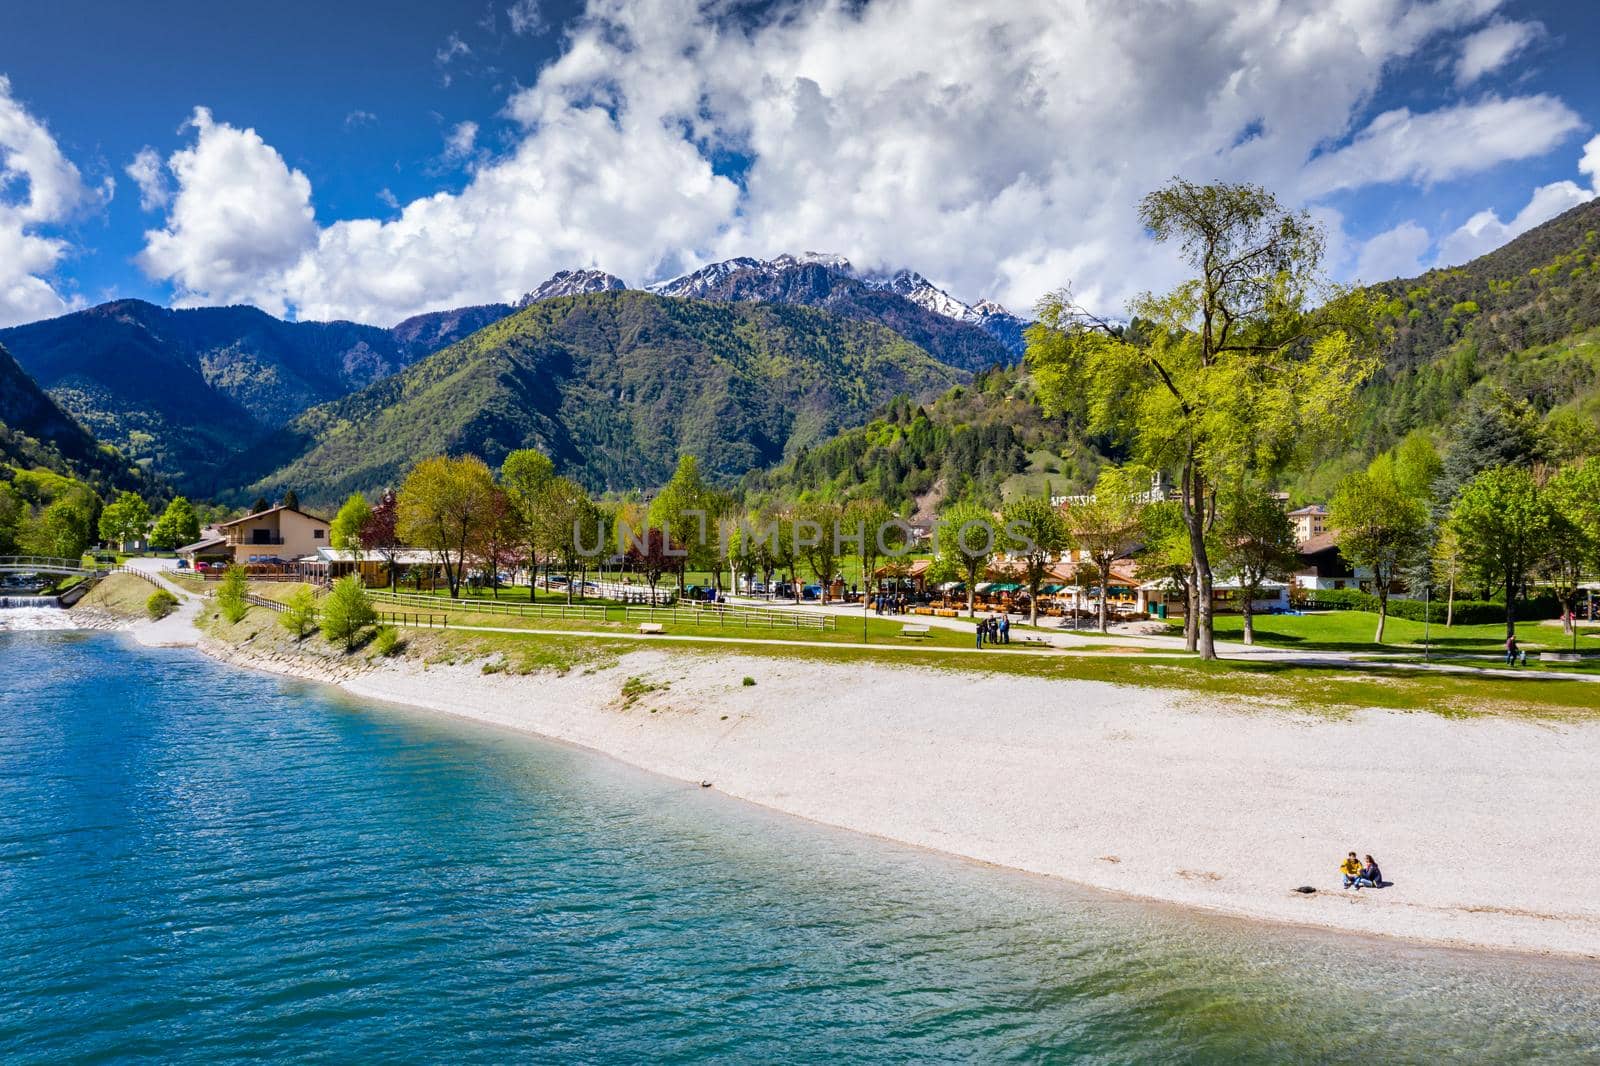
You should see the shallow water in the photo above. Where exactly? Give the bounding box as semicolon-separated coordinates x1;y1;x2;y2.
1;631;1596;1063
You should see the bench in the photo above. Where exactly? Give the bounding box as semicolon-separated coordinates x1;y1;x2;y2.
638;622;665;635
900;624;931;637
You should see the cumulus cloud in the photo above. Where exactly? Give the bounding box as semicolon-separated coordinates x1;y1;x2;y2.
1352;221;1432;283
135;108;317;315
1434;134;1600;268
131;0;1588;325
0;75;95;327
125;147;169;210
1455;18;1541;87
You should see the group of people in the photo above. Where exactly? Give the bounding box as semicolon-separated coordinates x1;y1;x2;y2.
1339;852;1383;890
975;612;1010;648
872;590;909;615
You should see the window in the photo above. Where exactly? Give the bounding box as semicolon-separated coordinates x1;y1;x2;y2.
313;529;325;539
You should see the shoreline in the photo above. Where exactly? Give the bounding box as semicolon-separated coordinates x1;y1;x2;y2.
164;614;1600;961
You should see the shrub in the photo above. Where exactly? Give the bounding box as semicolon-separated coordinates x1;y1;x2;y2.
742;676;756;686
1299;587;1560;624
372;625;403;657
320;575;376;649
145;588;178;620
278;585;320;639
216;564;249;624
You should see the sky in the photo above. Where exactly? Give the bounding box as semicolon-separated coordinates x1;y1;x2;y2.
1;0;1598;329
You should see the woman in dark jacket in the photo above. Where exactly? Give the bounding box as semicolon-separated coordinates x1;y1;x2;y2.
1354;855;1382;889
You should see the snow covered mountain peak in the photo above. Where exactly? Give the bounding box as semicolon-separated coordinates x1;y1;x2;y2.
517;269;628;306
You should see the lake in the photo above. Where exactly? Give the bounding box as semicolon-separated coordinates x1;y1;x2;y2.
1;630;1596;1062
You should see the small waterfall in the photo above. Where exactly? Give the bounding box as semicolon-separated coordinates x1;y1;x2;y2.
0;596;61;608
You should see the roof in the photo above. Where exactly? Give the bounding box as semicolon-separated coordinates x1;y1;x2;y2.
176;535;227;554
1287;504;1328;517
1298;531;1340;555
314;547;439;565
216;504;331;529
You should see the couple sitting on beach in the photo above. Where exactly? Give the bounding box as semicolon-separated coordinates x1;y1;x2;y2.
1340;852;1382;890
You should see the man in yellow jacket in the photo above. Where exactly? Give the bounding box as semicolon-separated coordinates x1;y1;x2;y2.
1340;852;1363;889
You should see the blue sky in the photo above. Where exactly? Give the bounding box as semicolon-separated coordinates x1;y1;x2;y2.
1;0;1597;327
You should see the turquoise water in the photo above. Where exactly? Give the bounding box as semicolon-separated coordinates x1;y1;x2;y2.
1;632;1597;1063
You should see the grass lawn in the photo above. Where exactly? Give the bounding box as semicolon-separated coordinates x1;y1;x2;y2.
75;573;155;619
1172;610;1568;655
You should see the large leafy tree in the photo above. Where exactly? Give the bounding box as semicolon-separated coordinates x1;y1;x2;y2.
98;491;152;548
502;448;556;595
1215;484;1298;645
1329;453;1431;643
150;496;201;551
1028;179;1378;658
1448;466;1556;639
845;497;903;635
934;498;995;618
1000;493;1070;626
329;492;372;563
793;499;843;603
1542;459;1600;641
649;455;718;589
397;455;499;598
1062;467;1148;633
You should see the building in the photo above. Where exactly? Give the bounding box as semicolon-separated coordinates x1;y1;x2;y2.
1293;531;1360;591
1287;504;1328;543
177;504;331;567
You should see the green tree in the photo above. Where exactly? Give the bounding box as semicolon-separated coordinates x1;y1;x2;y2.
216;564;249;624
98;491;152;549
1063;468;1148;633
793;500;843;603
1448;466;1557;639
1542;459;1600;642
0;482;23;555
1432;522;1466;627
532;477;595;603
249;496;271;515
502;448;555;596
320;574;376;648
935;499;995;618
150;496;201;551
649;455;716;591
280;488;300;510
1439;388;1545;497
278;584;320;639
1136;499;1200;647
1001;493;1070;626
397;455;498;598
1329;453;1431;642
1216;484;1298;645
1029;179;1378;658
329;492;372;562
845;497;904;637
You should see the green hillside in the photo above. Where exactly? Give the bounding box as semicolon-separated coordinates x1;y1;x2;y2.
0;342;148;495
742;365;1106;515
1291;197;1600;497
234;291;968;505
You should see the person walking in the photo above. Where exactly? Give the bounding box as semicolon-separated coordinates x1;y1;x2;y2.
975;618;986;649
1505;634;1519;667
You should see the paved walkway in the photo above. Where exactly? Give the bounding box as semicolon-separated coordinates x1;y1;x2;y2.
122;557;203;647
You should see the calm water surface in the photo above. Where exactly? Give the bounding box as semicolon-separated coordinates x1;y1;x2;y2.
1;631;1597;1063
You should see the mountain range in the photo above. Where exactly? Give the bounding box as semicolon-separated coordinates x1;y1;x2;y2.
234;291;968;504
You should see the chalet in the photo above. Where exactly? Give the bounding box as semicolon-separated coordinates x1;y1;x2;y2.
1287;504;1329;543
177;505;331;567
1293;531;1359;591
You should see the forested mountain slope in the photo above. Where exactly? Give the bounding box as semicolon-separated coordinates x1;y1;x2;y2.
233;291;968;505
0;342;147;494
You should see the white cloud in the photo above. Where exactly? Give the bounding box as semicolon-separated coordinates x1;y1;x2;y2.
1300;94;1581;196
507;0;544;36
0;75;94;327
436;33;471;65
443;120;479;163
1580;133;1600;189
135;108;317;315
1455;18;1541;87
343;109;378;129
1352;221;1432;283
125;147;169;210
1436;181;1594;267
133;0;1585;326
